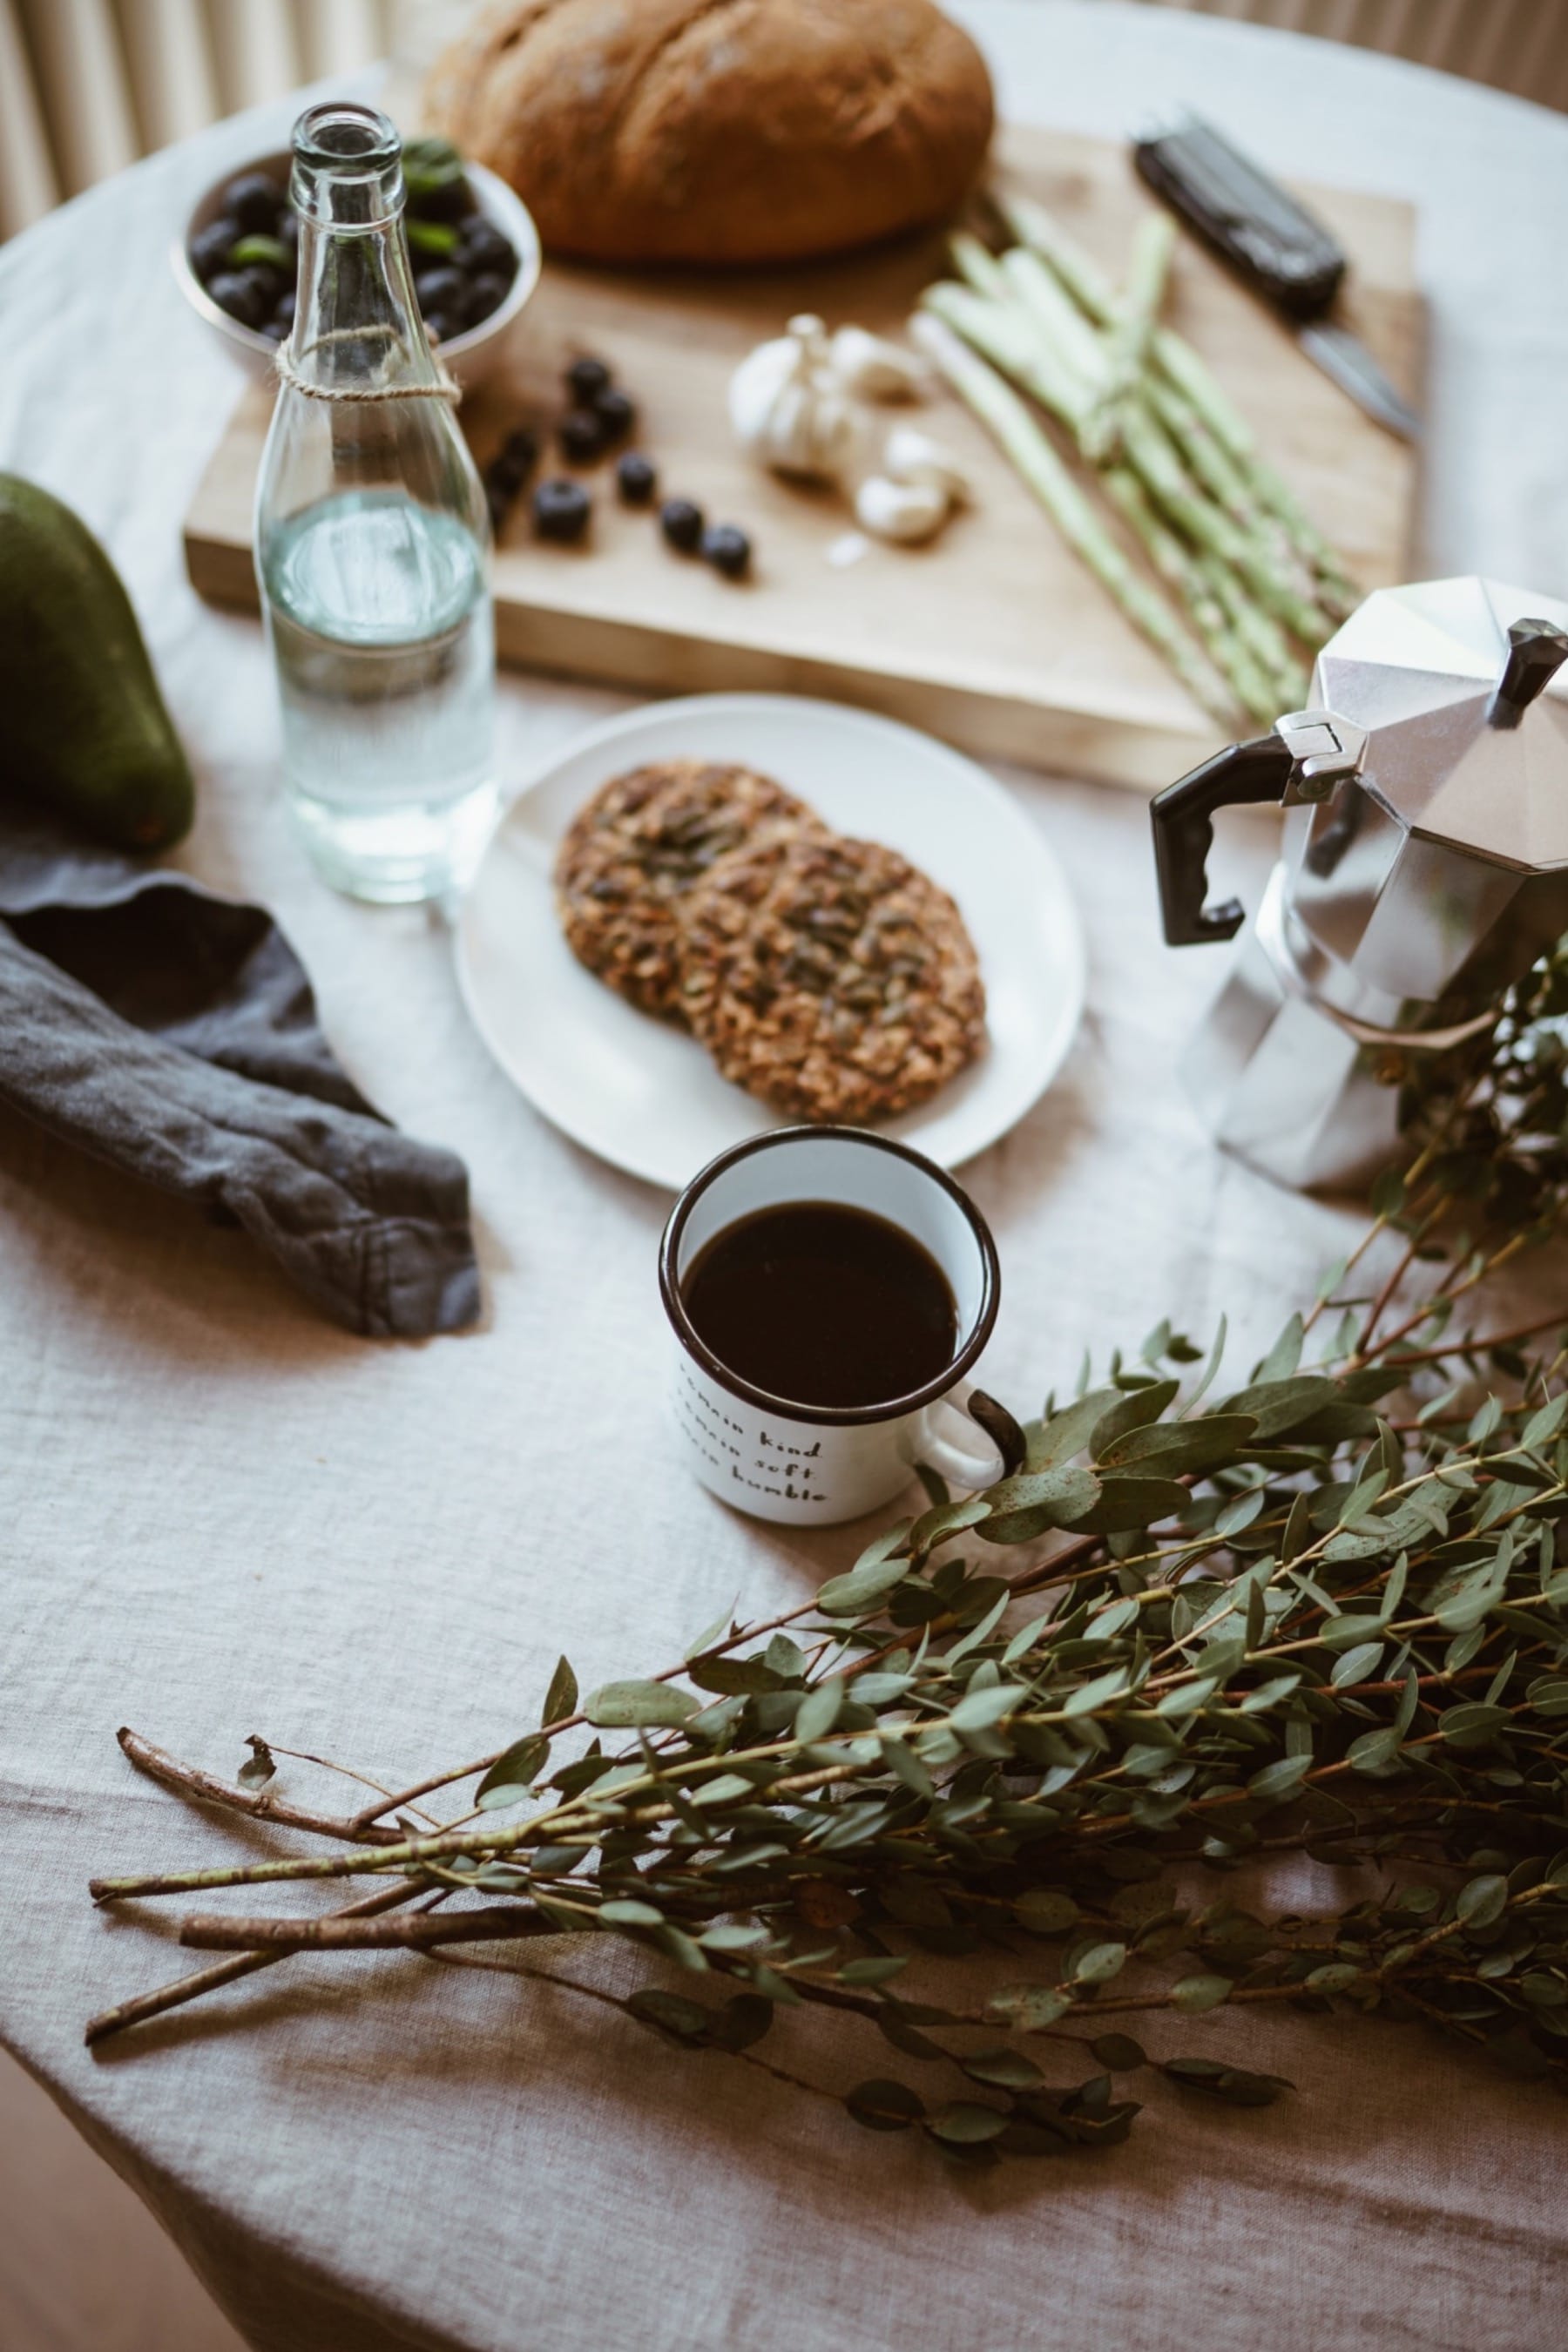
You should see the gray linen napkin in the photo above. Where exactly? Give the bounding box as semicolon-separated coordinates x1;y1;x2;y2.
0;812;480;1337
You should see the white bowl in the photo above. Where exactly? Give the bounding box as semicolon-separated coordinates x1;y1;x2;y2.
173;148;540;389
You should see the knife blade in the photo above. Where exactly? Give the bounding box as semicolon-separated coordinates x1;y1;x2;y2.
1295;321;1421;441
1132;115;1422;443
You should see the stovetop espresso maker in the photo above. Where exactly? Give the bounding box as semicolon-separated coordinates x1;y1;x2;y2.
1151;575;1568;1190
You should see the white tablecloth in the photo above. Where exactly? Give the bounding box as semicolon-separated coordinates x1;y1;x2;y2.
4;8;1568;2349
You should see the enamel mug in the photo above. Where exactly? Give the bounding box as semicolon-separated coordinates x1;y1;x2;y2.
659;1127;1004;1526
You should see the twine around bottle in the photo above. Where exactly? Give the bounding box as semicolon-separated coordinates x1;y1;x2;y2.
274;322;461;405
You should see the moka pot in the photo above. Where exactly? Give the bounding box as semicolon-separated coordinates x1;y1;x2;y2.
1149;576;1568;1190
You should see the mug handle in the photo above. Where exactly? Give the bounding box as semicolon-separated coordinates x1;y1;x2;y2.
909;1379;1005;1495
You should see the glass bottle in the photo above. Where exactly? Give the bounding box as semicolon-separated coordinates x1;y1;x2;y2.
254;102;496;904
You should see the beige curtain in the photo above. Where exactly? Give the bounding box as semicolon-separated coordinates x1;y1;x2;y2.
0;0;411;233
3;0;1565;240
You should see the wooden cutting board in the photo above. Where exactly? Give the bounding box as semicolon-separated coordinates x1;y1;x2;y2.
184;125;1420;793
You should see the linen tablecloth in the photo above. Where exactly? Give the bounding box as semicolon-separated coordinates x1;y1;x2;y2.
4;7;1568;2348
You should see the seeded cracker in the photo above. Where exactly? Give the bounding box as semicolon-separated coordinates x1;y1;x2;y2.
554;760;822;1020
679;832;986;1123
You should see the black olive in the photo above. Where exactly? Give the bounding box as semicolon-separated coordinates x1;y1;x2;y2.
208;269;269;329
240;262;286;306
488;426;538;495
702;524;753;579
280;211;300;253
223;172;283;233
566;355;612;403
616;452;658;505
486;483;512;534
558;408;609;463
533;477;592;543
592;386;635;443
190;218;240;283
457;216;515;276
402;134;473;222
274;291;297;331
260;317;289;345
464;271;509;327
416;266;466;320
422;311;456;346
660;497;704;552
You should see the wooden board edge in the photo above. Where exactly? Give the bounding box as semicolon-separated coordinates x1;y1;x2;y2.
183;515;1223;795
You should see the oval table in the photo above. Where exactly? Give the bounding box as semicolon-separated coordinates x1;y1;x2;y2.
4;7;1568;2349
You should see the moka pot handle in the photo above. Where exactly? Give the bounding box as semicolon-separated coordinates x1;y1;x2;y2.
1149;709;1370;947
1149;733;1295;946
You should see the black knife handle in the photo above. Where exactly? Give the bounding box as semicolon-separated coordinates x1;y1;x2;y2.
1134;117;1345;322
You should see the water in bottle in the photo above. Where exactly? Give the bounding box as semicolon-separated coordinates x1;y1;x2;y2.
254;104;496;902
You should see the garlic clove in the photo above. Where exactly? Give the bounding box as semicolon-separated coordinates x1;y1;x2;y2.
829;325;933;402
853;474;950;545
729;317;859;486
882;425;974;506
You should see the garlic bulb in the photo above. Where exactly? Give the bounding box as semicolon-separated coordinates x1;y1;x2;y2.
882;425;974;507
853;474;950;546
728;314;861;485
829;325;932;402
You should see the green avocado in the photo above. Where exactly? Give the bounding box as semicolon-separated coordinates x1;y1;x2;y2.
0;471;195;852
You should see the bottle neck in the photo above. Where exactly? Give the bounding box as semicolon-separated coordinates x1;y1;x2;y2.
291;214;436;396
286;101;436;397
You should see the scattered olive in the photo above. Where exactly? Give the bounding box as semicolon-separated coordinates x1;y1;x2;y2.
207;270;269;330
616;452;658;506
566;355;612;403
702;524;753;579
592;385;636;443
489;426;539;496
660;497;705;552
225;171;283;233
558;408;609;464
533;477;592;544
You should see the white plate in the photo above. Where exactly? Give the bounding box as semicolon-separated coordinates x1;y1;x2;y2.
456;693;1085;1189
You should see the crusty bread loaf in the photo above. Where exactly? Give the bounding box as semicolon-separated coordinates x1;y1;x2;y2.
423;0;994;267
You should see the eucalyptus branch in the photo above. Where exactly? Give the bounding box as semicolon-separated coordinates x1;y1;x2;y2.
85;936;1568;2162
117;1727;404;1848
179;1905;558;1952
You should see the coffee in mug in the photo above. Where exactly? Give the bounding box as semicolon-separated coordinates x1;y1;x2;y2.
660;1126;1003;1525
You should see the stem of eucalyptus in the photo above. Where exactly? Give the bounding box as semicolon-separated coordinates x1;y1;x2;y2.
85;942;1568;2159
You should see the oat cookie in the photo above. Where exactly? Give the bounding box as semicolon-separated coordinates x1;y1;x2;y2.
679;832;986;1124
554;759;821;1020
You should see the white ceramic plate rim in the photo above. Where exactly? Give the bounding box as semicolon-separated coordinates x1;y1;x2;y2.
455;693;1086;1189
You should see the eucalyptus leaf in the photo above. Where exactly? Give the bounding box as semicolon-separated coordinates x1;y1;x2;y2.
1064;1476;1188;1535
475;1734;549;1810
585;1680;698;1729
977;1464;1101;1545
846;2079;925;2132
1026;1387;1121;1470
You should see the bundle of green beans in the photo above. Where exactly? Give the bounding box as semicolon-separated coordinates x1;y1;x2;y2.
910;197;1362;730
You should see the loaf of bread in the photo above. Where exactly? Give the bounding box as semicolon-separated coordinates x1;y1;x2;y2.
423;0;995;267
